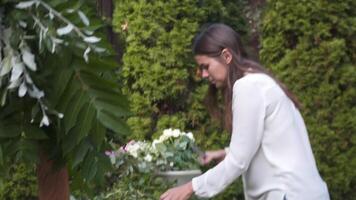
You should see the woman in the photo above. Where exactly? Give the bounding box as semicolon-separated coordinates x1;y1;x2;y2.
160;23;330;200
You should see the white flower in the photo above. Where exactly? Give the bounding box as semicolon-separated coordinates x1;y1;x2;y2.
39;114;50;127
172;129;181;137
152;139;160;149
144;154;152;162
162;128;173;138
186;132;195;141
125;142;140;158
125;141;150;158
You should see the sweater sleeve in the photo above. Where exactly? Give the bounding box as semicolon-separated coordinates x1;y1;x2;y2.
192;78;266;198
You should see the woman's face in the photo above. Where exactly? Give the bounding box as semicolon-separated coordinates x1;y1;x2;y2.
195;54;228;88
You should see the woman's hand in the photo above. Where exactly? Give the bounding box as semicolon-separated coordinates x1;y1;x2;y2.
160;181;194;200
199;149;226;165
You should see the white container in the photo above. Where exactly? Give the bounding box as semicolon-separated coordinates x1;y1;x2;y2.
156;169;202;186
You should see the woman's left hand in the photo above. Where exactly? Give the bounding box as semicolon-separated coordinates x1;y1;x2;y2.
160;181;194;200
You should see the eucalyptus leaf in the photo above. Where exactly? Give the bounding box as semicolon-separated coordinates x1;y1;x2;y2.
27;85;44;99
9;59;24;82
21;47;37;71
15;0;36;9
83;46;91;63
57;24;74;36
18;81;27;97
0;56;12;76
24;72;34;84
83;36;101;43
1;89;8;106
8;78;22;89
78;10;90;26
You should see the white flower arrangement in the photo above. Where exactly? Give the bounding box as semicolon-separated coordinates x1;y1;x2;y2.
107;128;200;173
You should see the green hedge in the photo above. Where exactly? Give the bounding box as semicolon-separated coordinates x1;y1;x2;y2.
0;164;37;200
260;0;356;199
112;0;247;142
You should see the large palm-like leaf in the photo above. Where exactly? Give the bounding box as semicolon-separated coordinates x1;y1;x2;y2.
0;0;131;192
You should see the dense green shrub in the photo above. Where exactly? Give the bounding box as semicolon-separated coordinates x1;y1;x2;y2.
0;164;37;200
260;0;356;199
112;0;248;141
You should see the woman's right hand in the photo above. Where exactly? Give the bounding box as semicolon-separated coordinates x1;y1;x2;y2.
199;149;226;165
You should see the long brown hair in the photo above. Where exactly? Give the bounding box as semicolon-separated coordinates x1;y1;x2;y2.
193;23;300;132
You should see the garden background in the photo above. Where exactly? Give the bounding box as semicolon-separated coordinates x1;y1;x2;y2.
0;0;354;199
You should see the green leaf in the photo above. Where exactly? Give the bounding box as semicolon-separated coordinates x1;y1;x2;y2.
79;70;118;91
62;127;80;155
1;88;8;106
72;139;91;169
93;154;112;185
50;68;74;107
0;122;21;138
0;145;3;165
19;139;39;163
89;88;130;110
94;99;130;117
56;77;80;114
2;140;20;157
89;121;106;149
81;151;96;181
25;126;48;140
74;56;117;72
76;102;96;143
97;111;130;135
63;90;88;134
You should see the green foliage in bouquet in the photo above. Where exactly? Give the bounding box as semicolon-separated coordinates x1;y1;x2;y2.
260;0;356;199
94;173;171;200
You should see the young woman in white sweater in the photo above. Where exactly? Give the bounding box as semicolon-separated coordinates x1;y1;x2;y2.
160;23;329;200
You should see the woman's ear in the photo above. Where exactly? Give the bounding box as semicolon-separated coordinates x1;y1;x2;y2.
221;48;232;65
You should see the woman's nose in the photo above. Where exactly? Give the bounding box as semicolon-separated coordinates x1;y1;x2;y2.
201;70;209;78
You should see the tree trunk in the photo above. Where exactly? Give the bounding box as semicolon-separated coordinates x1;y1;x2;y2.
246;0;266;61
97;0;124;62
37;153;69;200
